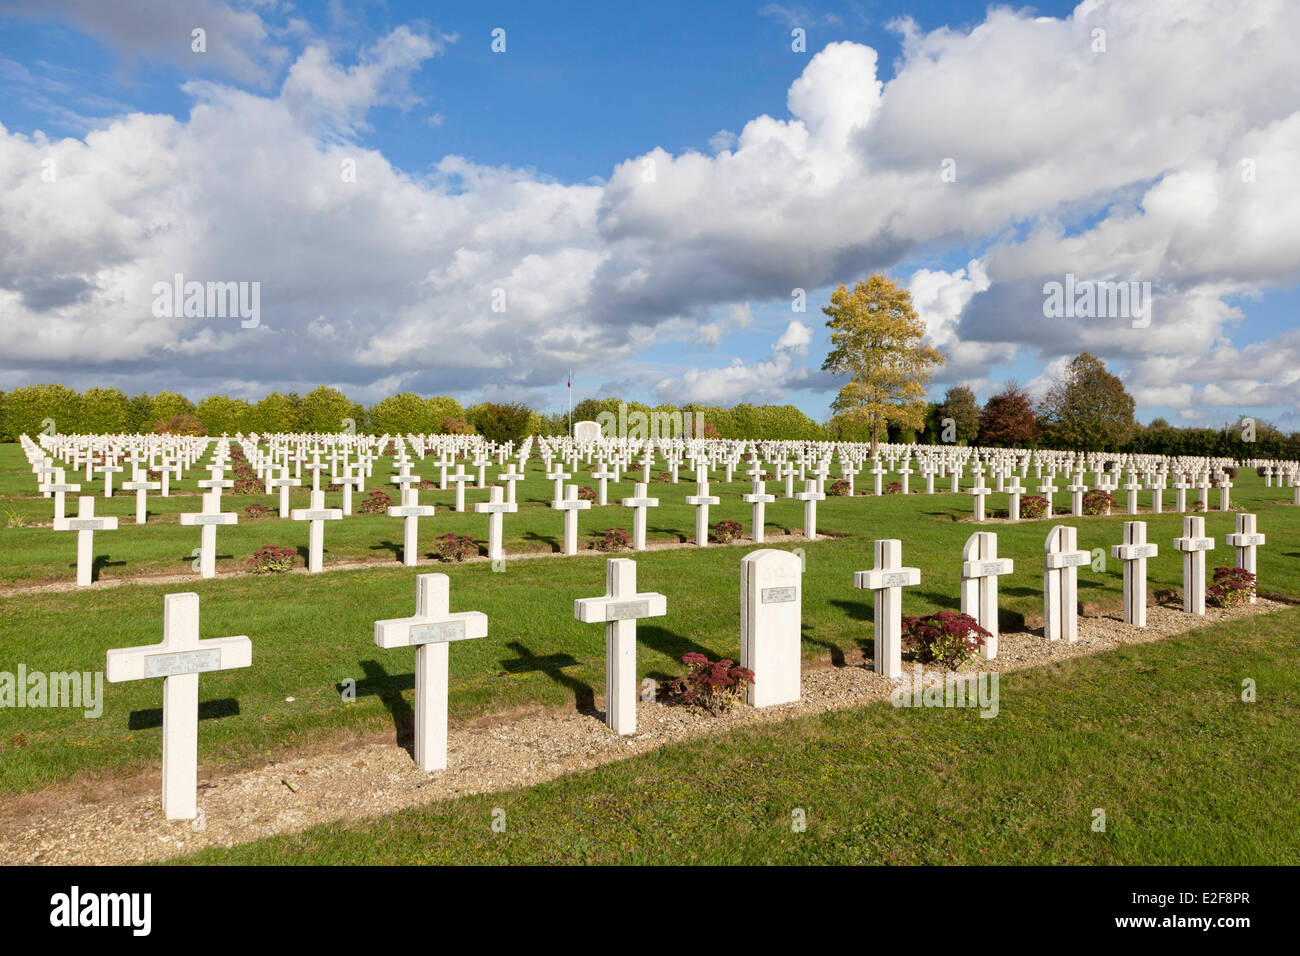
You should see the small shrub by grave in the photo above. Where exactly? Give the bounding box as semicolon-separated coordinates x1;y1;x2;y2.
435;533;477;562
233;475;263;495
655;471;673;482
1208;567;1256;608
595;527;629;552
902;611;990;669
668;653;755;716
577;485;596;501
247;545;296;574
1020;494;1048;519
828;479;851;496
885;481;903;495
1082;489;1113;515
358;490;392;514
712;519;744;543
244;503;271;521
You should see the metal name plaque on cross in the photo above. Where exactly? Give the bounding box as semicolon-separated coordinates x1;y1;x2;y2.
980;560;1011;576
881;572;911;587
1128;544;1159;559
1185;538;1214;550
607;600;650;621
1233;534;1265;546
144;648;223;678
760;586;798;604
191;515;231;525
409;619;468;645
1060;553;1090;567
67;519;108;531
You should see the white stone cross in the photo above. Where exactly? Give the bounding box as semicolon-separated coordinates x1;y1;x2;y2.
870;458;887;496
1043;525;1089;641
105;592;251;819
1225;513;1264;604
574;558;667;735
742;479;775;544
267;466;301;518
447;464;474;512
1217;471;1233;511
1150;472;1166;514
1037;475;1059;517
1112;520;1158;626
620;482;659;551
497;463;525;505
960;531;1013;658
54;496;119;586
684;469;720;547
388;488;436;567
474;485;517;564
1122;472;1142;515
591;465;617;506
546;465;572;503
1067;472;1089;517
552;484;592;555
1006;475;1025;521
180;491;238;579
121;467;161;525
969;463;992;522
45;467;82;522
331;464;364;516
1173;515;1215;615
291;488;343;573
1172;474;1190;512
374;574;487;771
853;539;921;679
196;465;233;501
96;459;124;498
741;549;802;707
794;479;826;540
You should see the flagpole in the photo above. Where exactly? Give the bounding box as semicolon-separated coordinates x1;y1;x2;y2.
568;368;573;436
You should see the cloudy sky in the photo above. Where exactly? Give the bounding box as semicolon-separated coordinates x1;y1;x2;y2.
1;0;1297;427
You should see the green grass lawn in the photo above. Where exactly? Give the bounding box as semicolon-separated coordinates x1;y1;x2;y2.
179;608;1300;865
1;441;1296;807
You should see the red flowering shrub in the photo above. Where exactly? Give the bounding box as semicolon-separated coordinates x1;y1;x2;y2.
435;533;477;562
1019;494;1048;519
358;490;392;514
577;485;597;501
901;611;989;669
247;545;296;574
669;653;755;715
244;503;271;520
1207;566;1256;608
1082;489;1113;515
712;519;744;543
828;479;851;496
595;527;628;552
654;471;673;482
233;475;263;495
885;481;903;494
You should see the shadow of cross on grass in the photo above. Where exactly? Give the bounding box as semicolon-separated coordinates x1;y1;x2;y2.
128;698;240;730
499;641;598;717
345;660;415;754
79;555;126;582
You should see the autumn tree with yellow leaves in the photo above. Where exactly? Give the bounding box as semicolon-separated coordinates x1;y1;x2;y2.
821;274;946;455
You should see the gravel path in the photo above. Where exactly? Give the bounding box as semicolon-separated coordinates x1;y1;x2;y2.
0;597;1285;865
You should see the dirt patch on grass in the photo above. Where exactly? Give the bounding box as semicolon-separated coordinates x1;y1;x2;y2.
0;596;1286;865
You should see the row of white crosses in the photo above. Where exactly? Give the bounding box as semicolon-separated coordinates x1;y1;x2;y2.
105;505;1273;820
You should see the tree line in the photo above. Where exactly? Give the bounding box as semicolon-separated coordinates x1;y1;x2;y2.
0;384;829;445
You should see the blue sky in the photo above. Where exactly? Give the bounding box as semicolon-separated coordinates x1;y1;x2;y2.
1;0;1297;429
